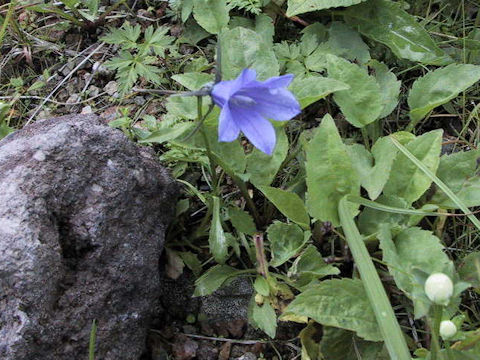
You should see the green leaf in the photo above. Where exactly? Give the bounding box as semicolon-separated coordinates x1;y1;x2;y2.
343;0;451;65
193;0;229;34
358;195;409;235
320;327;387;360
378;226;454;318
251;300;277;338
193;264;243;296
246;127;288;186
384;130;442;204
253;276;270;296
305;114;360;226
408;64;480;123
285;278;383;341
209;196;228;263
101;23;141;49
288;245;340;288
228;207;256;235
299;322;322;360
171;72;214;91
219;26;279;81
348;136;398;200
431;150;480;208
327;21;371;64
326;55;383;127
369;60;401;119
286;0;366;17
178;251;202;277
289;75;350;109
182;0;194;22
142;25;174;57
459;252;480;288
258;186;310;229
267;221;308;267
139;122;194;144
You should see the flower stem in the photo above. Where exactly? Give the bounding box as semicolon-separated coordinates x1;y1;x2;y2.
431;305;444;360
197;96;219;194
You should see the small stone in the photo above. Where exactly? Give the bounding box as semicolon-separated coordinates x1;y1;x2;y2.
104;81;118;96
88;85;100;97
66;94;81;105
236;352;257;360
134;96;146;106
172;335;198;360
92;61;113;76
81;105;93;114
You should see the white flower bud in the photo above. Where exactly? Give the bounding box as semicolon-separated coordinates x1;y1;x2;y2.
424;273;453;305
440;320;457;339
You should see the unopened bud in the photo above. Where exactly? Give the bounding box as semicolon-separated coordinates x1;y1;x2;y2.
424;273;453;305
439;320;457;339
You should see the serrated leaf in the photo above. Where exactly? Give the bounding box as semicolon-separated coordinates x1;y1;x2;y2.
209;196;228;263
369;60;401;118
171;72;214;91
408;64;480;123
286;0;366;17
289;75;350;109
246;127;288;186
258;186;310;229
430;149;480;208
193;264;243;296
228;207;256;235
219;27;279;81
142;25;174;57
306;114;360;226
251;300;277;338
193;0;229;34
320;327;387;360
285;278;383;341
101;23;141;48
378;226;455;318
343;0;451;65
326;55;383;127
384;130;442;204
267;221;308;267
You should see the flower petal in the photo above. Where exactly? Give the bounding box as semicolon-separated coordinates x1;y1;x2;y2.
239;87;301;121
218;103;240;142
211;69;257;108
259;74;294;88
230;106;276;155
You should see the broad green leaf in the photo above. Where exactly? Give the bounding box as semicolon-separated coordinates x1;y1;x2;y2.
246;127;288;186
165;96;198;120
358;195;409;235
384;130;442;204
459;252;480;288
267;221;308;267
286;0;366;17
228;207;256;235
327;22;371;64
431;150;480;208
255;14;274;45
171;72;214;90
253;276;270;296
251;300;277;338
178;251;202;277
193;0;229;34
209;196;228;263
306;114;360;226
348;136;398;200
193;264;243;296
343;0;451;65
219;27;279;81
378;226;454;318
369;60;401;118
289;75;350;109
288;245;340;288
182;0;194;22
326;55;383;127
408;64;480;123
284;278;383;341
139;122;194;144
320;327;387;360
257;186;310;229
0;123;14;140
300;23;328;57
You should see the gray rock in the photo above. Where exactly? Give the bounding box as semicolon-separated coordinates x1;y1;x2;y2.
0;114;177;360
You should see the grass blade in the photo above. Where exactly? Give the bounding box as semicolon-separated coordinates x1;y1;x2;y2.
338;197;411;360
89;319;97;360
390;137;480;232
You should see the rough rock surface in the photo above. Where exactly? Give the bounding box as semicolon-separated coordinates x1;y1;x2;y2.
0;114;177;360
